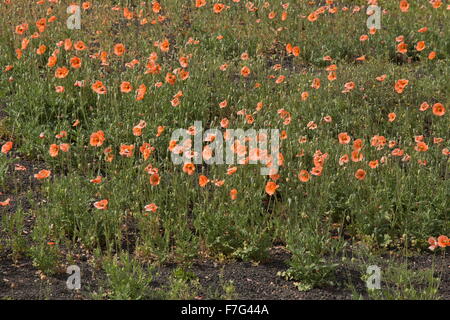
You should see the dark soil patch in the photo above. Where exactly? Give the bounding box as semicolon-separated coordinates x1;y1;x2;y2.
1;246;448;300
0;250;101;300
0;156;47;214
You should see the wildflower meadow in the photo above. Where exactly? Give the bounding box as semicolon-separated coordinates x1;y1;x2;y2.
0;0;448;302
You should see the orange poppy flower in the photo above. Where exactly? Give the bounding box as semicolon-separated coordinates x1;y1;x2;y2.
89;130;105;147
0;198;11;206
15;23;28;35
199;175;209;187
353;139;363;151
230;188;238;200
105;153;114;163
114;43;125;56
338;132;351;144
36;18;46;33
120;81;132;93
253;102;263;112
183;163;196;175
165;73;177;85
310;166;323;176
415;41;426;51
298;170;310;182
213;3;225;13
178;69;190;80
391;148;404;157
64;38;73;50
306;121;317;130
327;72;336;81
286;43;293;54
155;126;165;137
396;42;408;54
196;0;206;8
178;56;189;69
428;237;438;250
123;7;133;19
241;66;251;77
355;169;366;180
140;143;154;160
1;141;13;154
394;79;409;93
275;75;285;84
135;84;147;101
16;48;23;60
94;199;108;210
369;160;379;169
70;56;81;69
307;12;318;22
49;144;59;157
119;144;134;157
432;103;445;116
150;173;160;186
415;141;429;152
389;140;397;148
301;92;309;101
92;81;107;94
227;166;238;175
351;150;364;162
213;179;225;187
265;181;279;196
311;78;321;89
36;44;46;55
55;67;69;78
437;235;449;247
432;0;442;9
74;41;87;51
418;27;428;33
388;112;396;122
419;102;430;111
339;154;349;166
144;203;158;213
82;2;91;10
90;176;102;184
34;169;51;179
342;81;355;93
399;0;409;12
21;38;30;50
159;39;170;52
152;1;161;13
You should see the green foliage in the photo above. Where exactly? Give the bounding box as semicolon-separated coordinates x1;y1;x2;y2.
278;216;341;290
165;267;201;300
102;253;157;300
1;207;28;261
